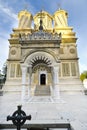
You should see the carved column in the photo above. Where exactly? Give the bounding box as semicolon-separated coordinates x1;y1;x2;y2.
21;64;27;101
53;63;60;100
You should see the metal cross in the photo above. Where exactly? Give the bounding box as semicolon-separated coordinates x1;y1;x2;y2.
7;105;31;130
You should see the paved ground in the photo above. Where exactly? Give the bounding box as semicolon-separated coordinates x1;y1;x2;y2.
0;91;87;130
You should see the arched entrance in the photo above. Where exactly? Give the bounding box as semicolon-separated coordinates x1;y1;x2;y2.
40;74;46;85
23;51;58;96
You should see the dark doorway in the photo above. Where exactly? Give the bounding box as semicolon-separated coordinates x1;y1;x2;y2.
40;74;46;85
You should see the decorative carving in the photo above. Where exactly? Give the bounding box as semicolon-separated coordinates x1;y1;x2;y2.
33;64;51;73
70;48;75;54
30;55;52;67
11;50;16;55
19;31;61;41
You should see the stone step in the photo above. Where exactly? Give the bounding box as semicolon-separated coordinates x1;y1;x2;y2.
34;85;50;96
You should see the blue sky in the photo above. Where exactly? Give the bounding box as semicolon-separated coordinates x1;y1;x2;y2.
0;0;87;73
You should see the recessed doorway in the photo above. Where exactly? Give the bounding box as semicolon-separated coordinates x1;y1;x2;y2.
40;74;46;85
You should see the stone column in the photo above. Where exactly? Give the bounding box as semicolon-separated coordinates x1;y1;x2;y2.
21;64;27;101
53;63;60;100
28;66;32;98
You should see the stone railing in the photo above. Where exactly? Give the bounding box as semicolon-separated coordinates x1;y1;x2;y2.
19;31;61;41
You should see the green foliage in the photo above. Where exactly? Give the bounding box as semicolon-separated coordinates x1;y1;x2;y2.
80;71;87;82
2;63;7;83
0;71;3;77
0;62;7;84
2;62;7;76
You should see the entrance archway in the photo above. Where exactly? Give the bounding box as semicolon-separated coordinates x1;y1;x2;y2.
40;74;46;85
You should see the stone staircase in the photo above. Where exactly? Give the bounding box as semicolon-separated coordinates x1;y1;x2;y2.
34;85;50;96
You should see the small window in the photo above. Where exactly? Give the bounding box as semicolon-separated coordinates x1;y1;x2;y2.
71;63;76;76
10;64;15;77
62;63;70;77
16;64;22;77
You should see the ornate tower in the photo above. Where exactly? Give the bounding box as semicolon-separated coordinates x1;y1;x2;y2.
34;10;53;31
18;10;33;29
54;9;68;27
4;8;83;101
53;9;82;92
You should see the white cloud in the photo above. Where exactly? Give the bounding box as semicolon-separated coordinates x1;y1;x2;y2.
0;37;9;71
0;3;17;20
0;1;17;71
0;0;36;72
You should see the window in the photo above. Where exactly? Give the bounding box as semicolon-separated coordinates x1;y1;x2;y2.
71;63;76;76
10;64;15;77
62;63;70;77
16;64;22;77
59;65;61;77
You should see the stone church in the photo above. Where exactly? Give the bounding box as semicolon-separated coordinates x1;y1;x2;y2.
4;8;83;101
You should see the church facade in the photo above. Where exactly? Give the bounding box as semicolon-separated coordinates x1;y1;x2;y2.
4;8;83;100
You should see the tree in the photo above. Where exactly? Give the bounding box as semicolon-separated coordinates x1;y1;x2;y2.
0;70;2;77
80;71;87;82
2;62;7;83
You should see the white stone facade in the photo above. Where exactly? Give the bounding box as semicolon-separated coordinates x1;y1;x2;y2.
4;9;83;101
